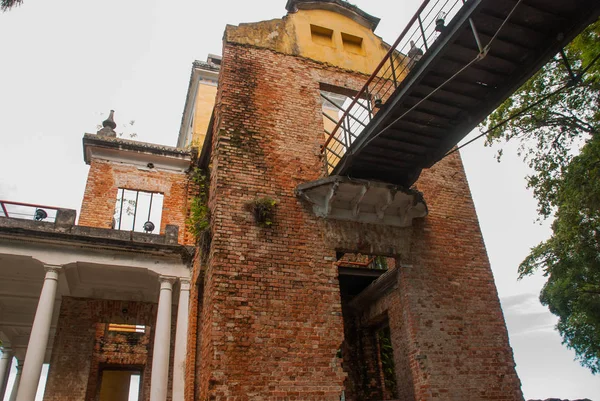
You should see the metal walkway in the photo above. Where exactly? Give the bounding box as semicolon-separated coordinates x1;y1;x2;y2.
322;0;600;187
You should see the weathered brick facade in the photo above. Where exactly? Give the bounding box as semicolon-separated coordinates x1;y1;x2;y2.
43;297;178;401
79;159;194;245
195;43;369;400
34;5;523;401
187;36;524;400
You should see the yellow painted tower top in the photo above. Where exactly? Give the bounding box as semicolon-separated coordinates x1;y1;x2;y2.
179;1;392;152
225;0;389;75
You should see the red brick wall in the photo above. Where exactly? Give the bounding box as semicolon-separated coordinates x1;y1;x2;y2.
339;302;385;401
185;252;202;401
394;152;523;401
79;159;194;245
352;153;524;401
192;41;524;400
84;322;152;401
197;43;370;400
43;297;178;401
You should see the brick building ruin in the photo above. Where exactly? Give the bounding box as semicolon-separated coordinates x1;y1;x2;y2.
0;0;550;400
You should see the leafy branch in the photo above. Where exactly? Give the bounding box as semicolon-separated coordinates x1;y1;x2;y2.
186;167;210;241
485;20;600;374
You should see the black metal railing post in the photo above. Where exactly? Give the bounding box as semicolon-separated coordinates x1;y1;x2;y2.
388;54;397;88
418;16;429;50
365;88;373;119
345;113;352;150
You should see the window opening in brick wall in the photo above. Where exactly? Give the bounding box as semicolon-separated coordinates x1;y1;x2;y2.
113;189;163;233
108;323;147;333
310;24;334;47
320;85;372;167
341;32;364;55
98;369;142;401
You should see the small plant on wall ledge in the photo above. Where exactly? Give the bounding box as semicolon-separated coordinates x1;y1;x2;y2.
247;197;277;227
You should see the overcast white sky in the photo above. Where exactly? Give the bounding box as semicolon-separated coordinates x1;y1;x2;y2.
0;0;598;399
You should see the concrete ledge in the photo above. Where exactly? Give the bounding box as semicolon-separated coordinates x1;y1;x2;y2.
82;134;192;173
83;134;190;159
297;175;427;227
0;214;193;264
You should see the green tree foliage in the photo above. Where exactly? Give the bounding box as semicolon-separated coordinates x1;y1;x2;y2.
484;20;600;373
186;168;210;241
1;0;23;11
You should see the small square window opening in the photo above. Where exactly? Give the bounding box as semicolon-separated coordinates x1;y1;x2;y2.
310;24;334;47
341;32;364;55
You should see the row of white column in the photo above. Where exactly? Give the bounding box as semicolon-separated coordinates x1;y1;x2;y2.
151;276;190;401
0;350;21;401
0;265;191;401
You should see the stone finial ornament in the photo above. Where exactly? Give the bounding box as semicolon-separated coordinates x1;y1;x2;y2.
97;110;117;137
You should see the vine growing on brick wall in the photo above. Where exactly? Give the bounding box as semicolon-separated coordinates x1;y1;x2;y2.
378;327;398;399
186;167;210;246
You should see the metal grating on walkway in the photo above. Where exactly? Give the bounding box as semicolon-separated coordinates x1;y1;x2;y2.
322;0;600;187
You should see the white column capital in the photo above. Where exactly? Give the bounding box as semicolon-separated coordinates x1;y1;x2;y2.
179;278;191;291
43;264;62;279
158;276;176;290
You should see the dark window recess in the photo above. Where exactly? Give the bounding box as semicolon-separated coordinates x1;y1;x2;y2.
113;189;164;233
310;24;334;46
341;32;364;54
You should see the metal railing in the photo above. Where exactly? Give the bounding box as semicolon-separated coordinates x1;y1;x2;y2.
0;200;60;223
322;0;467;174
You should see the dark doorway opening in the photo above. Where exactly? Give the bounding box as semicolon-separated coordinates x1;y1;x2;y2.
336;253;397;401
98;368;142;401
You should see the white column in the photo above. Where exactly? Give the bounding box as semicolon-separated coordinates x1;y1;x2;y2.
150;276;175;401
172;278;191;401
16;265;61;401
8;359;23;401
0;348;13;400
